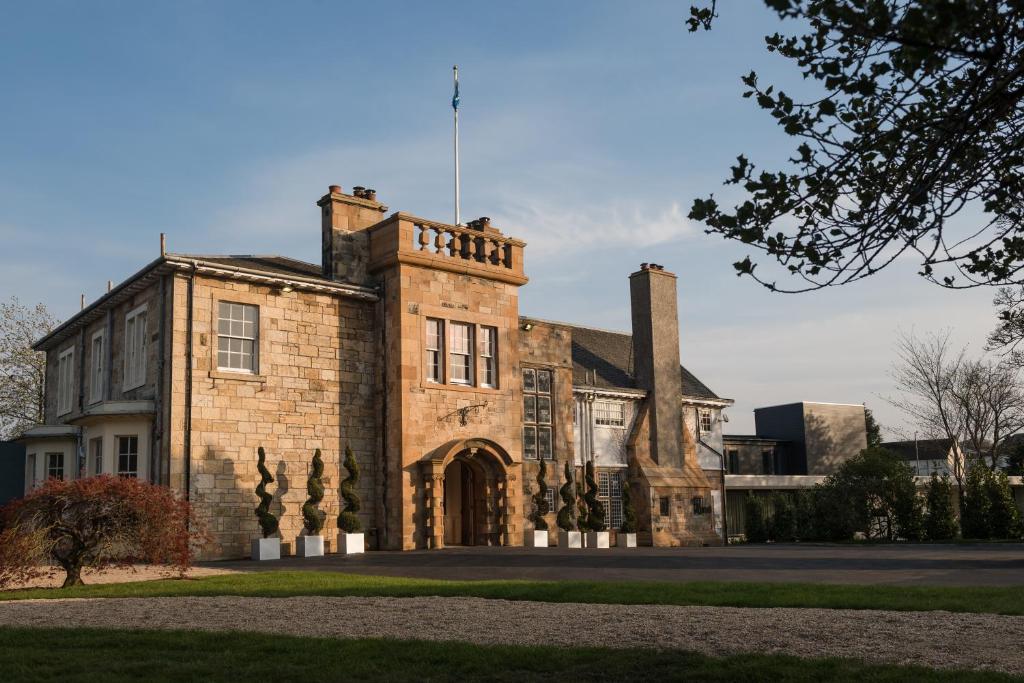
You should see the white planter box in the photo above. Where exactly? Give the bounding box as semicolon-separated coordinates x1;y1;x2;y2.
617;532;637;548
296;534;324;558
525;530;549;547
586;531;610;549
251;537;280;561
337;532;364;555
558;530;582;549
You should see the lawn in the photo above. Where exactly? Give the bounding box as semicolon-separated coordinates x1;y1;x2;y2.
0;627;1017;682
4;570;1024;614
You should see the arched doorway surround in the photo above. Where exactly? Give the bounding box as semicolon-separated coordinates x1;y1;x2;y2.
420;438;520;549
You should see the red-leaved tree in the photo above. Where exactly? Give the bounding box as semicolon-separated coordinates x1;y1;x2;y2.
0;476;203;588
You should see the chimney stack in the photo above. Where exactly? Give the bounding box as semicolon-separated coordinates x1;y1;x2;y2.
629;263;683;468
318;183;388;282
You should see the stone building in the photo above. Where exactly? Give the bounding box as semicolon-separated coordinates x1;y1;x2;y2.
20;185;731;558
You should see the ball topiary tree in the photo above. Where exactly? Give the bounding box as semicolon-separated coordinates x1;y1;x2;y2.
530;459;550;531
619;479;638;534
337;444;362;534
302;448;325;535
583;461;606;531
556;462;577;532
254;446;279;539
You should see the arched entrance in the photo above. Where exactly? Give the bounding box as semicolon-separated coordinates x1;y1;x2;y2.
421;438;520;549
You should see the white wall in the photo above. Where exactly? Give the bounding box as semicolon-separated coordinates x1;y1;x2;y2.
24;438;77;492
81;418;152;480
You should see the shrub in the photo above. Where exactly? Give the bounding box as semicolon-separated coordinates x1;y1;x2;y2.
0;476;201;588
556;462;577;532
961;465;993;539
254;447;279;539
743;495;768;543
530;459;550;531
337;445;362;534
301;449;325;536
583;461;606;531
793;489;819;541
619;479;638;534
768;492;797;542
575;480;589;531
923;473;959;541
986;469;1022;539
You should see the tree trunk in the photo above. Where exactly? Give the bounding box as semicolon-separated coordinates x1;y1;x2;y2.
60;561;84;588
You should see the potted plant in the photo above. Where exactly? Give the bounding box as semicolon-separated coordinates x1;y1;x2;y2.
556;462;582;548
525;459;550;547
251;447;281;561
297;448;325;558
583;461;609;548
617;478;638;548
336;445;364;554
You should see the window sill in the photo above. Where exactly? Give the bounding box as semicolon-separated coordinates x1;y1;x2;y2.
422;381;501;394
209;370;267;384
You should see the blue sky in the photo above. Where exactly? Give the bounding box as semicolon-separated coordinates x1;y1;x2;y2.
0;1;997;437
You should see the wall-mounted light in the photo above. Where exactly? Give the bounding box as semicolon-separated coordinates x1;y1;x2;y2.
279;285;294;294
521;322;534;331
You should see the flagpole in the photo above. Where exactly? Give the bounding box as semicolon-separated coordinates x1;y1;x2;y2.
453;64;461;227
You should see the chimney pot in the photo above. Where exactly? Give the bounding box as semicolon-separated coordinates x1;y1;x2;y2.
352;186;365;198
328;184;342;194
365;189;377;201
640;262;649;270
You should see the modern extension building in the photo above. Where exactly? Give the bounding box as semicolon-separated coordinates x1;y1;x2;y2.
18;185;733;558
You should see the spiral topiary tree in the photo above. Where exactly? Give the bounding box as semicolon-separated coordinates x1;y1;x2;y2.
254;447;279;538
556;462;577;532
583;461;606;531
337;444;362;534
619;478;637;534
301;448;325;535
531;459;550;531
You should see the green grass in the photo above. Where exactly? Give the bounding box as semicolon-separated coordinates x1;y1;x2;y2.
4;570;1024;614
0;627;1016;682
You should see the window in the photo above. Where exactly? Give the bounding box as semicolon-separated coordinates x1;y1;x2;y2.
594;401;625;427
692;495;710;515
124;305;148;389
117;436;139;478
699;409;713;434
449;322;473;385
26;453;36;491
598;470;624;528
479;326;497;388
90;331;105;403
90;437;103;475
217;302;258;373
761;448;774;475
56;347;74;415
727;449;739;474
425;318;444;383
659;496;671;517
523;368;553;459
544;487;556;515
47;452;64;480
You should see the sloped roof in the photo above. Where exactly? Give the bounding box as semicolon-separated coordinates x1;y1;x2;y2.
170;254;326;279
557;323;724;401
881;439;954;461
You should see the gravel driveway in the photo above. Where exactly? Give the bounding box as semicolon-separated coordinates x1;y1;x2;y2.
1;596;1021;675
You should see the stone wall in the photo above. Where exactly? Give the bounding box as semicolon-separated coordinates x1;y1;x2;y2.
166;273;378;559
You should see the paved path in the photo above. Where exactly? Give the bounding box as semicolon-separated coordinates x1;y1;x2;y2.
210;543;1024;586
1;595;1021;675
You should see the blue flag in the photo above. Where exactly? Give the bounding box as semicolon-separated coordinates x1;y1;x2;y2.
452;79;460;110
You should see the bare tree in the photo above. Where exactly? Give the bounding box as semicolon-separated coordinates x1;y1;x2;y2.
889;330;1024;496
0;297;57;439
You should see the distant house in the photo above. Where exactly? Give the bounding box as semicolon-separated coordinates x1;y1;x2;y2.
880;438;960;478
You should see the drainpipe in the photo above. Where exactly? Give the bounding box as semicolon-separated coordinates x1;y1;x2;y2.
183;263;196;500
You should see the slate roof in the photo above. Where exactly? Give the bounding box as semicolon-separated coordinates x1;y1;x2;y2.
171;254;326;279
561;323;724;401
881;439;954;461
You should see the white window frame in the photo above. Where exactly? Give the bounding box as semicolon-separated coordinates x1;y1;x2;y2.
90;330;105;404
56;346;75;416
425;318;444;383
217;301;259;374
699;408;713;434
117;435;139;478
26;453;36;492
46;452;64;480
594;400;625;427
449;322;474;386
479;326;497;388
123;304;148;390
